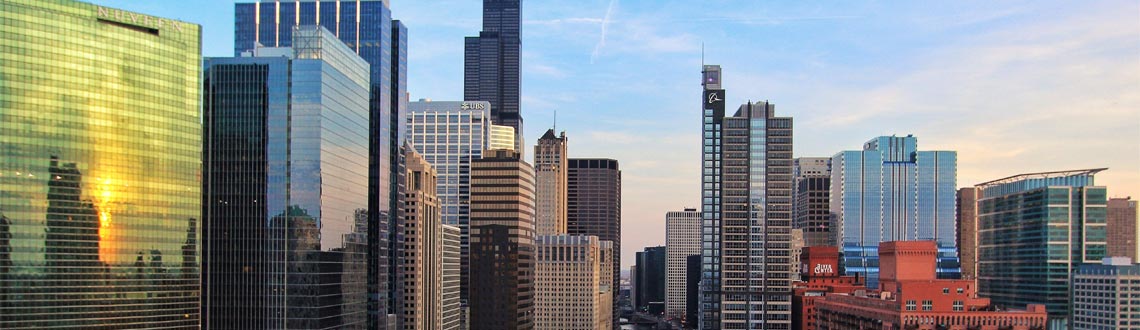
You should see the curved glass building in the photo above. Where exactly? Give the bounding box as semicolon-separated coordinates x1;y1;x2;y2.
0;1;201;328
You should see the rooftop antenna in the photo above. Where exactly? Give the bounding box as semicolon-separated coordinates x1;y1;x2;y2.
701;42;705;66
553;109;557;131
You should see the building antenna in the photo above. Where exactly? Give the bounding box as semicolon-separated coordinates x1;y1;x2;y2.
701;42;705;66
553;109;557;131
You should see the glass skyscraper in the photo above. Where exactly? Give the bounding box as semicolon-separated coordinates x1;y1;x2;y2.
203;26;371;329
699;65;795;329
234;2;407;327
831;135;959;288
0;1;201;328
465;0;523;152
406;100;491;305
976;169;1109;330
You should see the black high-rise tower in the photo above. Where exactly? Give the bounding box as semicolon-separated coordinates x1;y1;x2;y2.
465;0;523;152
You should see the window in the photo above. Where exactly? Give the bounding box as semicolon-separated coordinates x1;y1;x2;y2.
905;300;916;311
953;300;964;311
957;287;964;294
942;288;949;294
922;300;933;311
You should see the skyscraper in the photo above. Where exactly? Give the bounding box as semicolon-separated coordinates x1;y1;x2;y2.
534;235;614;330
1107;197;1138;260
976;168;1109;330
441;224;463;330
666;209;700;318
831;135;959;288
203;26;371;329
698;65;795;329
534;129;569;236
400;148;442;330
407;100;492;305
0;2;201;328
698;65;726;330
469;149;536;330
234;2;407;327
955;187;979;280
635;246;667;314
793;157;834;247
465;0;523;151
567;158;622;327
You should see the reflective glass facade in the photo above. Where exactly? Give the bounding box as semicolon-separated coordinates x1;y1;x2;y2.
0;1;201;328
831;136;959;288
234;2;406;327
977;170;1108;329
465;0;523;152
407;100;490;304
203;26;371;329
699;65;725;330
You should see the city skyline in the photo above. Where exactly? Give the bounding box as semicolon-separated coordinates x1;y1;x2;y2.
81;0;1140;270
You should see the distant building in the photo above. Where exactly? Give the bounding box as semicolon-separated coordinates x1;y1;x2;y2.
792;246;864;330
665;209;700;318
794;157;834;247
685;254;701;329
534;129;569;236
489;124;517;151
441;225;463;330
401;149;442;330
831;135;959;288
1072;257;1140;330
792;229;805;278
635;246;667;315
469;149;535;330
567;158;622;326
815;241;1048;330
1108;197;1138;260
956;187;979;280
977;169;1109;330
465;0;523;151
534;235;614;330
407;99;492;305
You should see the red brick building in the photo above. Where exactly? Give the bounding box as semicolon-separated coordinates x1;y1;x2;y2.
812;241;1048;330
793;246;864;330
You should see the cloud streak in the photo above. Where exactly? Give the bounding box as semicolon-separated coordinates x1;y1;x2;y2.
591;0;619;64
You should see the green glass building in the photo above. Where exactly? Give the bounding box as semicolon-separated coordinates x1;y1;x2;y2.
976;169;1109;330
0;0;201;328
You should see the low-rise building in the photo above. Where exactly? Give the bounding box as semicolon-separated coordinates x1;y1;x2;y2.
793;246;865;330
1072;257;1140;330
815;241;1048;330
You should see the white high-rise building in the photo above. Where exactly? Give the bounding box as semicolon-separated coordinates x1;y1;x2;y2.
665;209;700;319
534;235;614;330
1072;257;1140;330
534;129;568;236
407;99;491;304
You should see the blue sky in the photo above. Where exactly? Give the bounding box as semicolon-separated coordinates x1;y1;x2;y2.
91;0;1140;268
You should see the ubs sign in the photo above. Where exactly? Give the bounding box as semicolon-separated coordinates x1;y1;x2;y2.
460;102;487;110
97;7;186;33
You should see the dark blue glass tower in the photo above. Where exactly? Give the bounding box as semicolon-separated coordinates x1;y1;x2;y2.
465;0;523;152
234;1;406;329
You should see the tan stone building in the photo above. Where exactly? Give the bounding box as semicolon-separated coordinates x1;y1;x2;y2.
534;235;614;330
534;129;568;236
665;208;700;319
401;149;442;330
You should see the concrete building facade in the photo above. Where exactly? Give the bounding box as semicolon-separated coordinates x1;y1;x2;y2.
534;235;614;330
441;225;463;330
666;209;701;319
956;187;979;280
1073;257;1140;330
400;149;442;330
